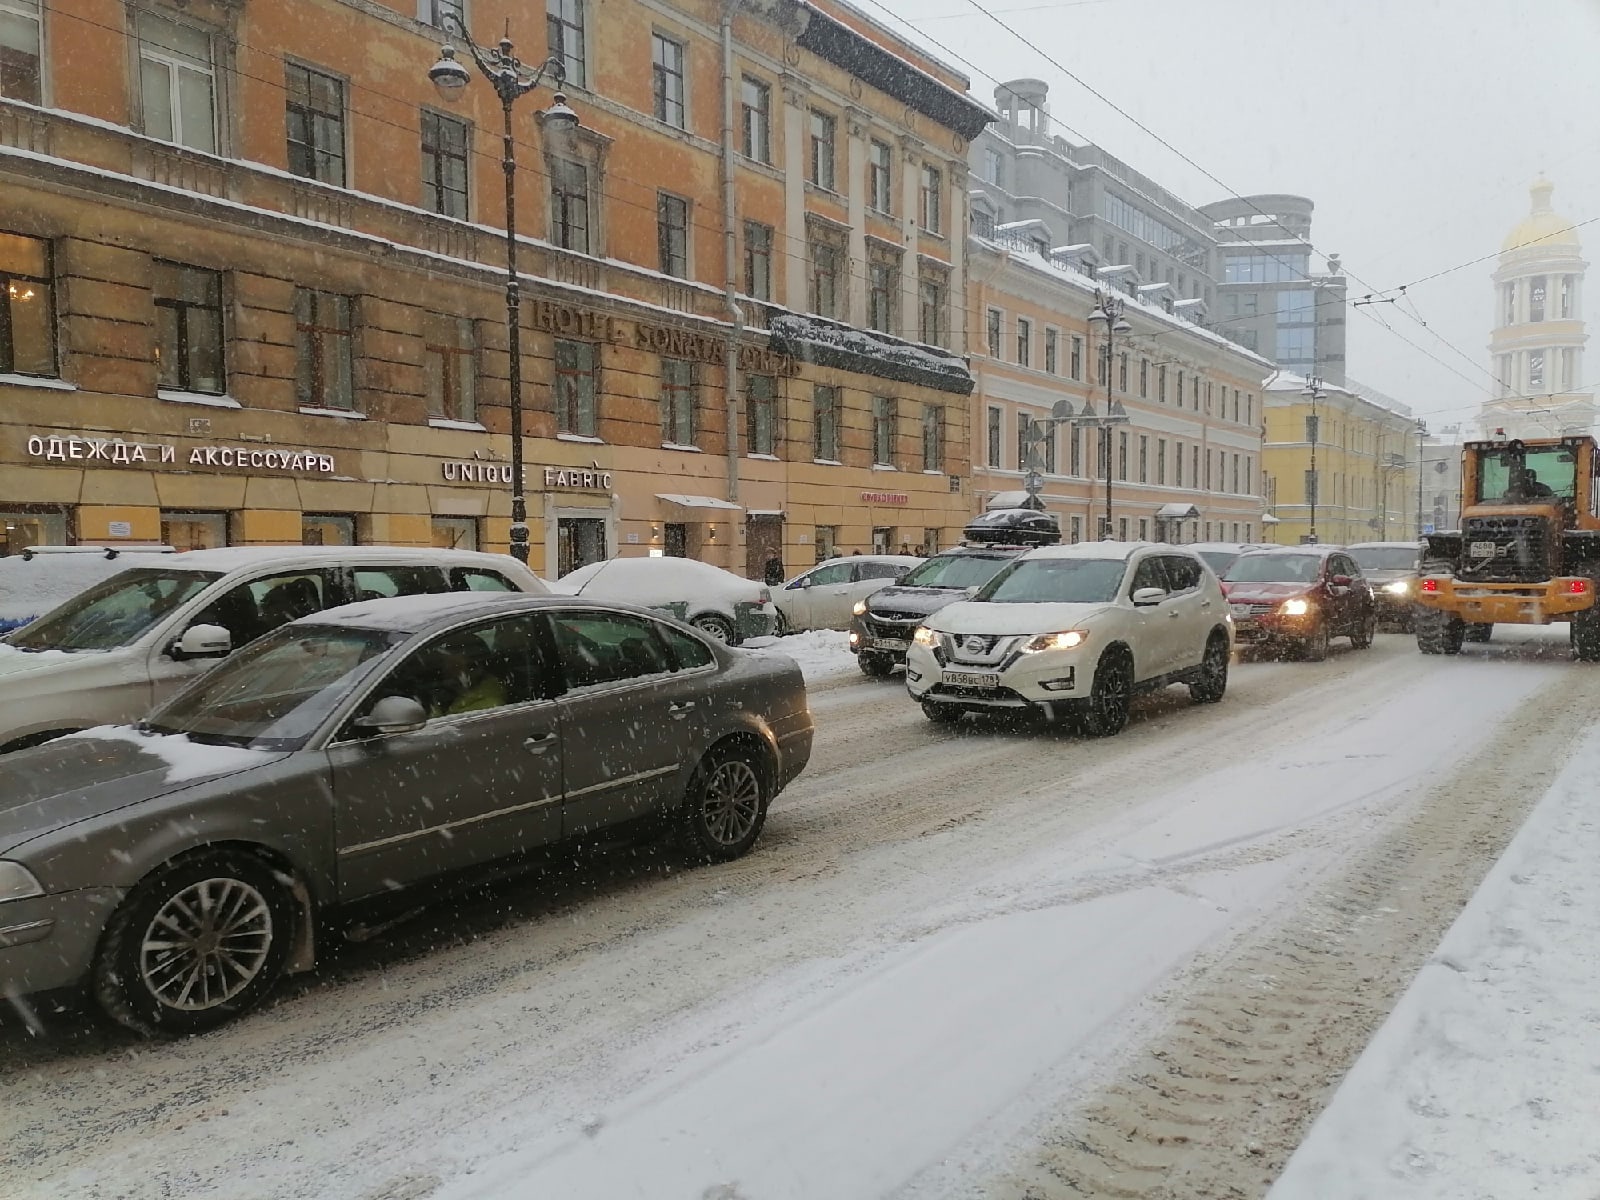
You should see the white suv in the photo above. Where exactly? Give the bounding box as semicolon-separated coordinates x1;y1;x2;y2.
905;542;1233;735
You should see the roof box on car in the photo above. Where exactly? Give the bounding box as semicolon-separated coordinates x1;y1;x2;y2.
962;508;1062;547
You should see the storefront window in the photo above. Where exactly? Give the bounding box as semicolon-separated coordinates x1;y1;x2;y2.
0;230;56;377
813;524;836;563
431;516;478;551
154;262;225;395
0;508;66;555
160;511;227;550
302;513;355;545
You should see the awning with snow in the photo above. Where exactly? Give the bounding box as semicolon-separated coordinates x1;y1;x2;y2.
1156;502;1200;519
986;490;1044;511
768;314;975;395
656;494;742;512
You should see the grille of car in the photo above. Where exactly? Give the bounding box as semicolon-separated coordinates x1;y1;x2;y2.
1232;600;1278;616
1458;516;1549;583
869;609;926;623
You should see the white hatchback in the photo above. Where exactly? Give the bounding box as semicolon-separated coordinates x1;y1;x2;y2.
771;555;922;633
905;542;1233;735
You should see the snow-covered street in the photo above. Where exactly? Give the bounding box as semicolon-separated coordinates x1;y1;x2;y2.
5;628;1598;1199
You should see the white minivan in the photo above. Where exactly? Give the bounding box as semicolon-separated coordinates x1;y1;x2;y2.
0;545;546;752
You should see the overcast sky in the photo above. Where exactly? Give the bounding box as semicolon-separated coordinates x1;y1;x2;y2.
864;0;1600;434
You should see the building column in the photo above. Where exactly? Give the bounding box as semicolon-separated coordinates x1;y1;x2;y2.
948;161;969;352
782;81;810;313
845;109;867;326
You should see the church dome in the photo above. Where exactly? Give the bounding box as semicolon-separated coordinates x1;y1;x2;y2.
1502;176;1581;253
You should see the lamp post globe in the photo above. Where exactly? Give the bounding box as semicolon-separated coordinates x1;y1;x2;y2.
428;46;471;101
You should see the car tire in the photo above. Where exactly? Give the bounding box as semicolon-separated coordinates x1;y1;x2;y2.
921;700;963;725
1189;633;1229;704
858;652;895;678
93;851;296;1037
1462;622;1492;643
679;744;769;863
1079;648;1132;737
1351;610;1378;649
772;609;790;637
1416;608;1465;655
691;614;737;645
1301;621;1331;661
1572;605;1600;662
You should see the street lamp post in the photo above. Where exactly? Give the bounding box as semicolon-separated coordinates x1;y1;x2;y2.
1087;289;1133;538
1302;375;1325;543
428;21;579;565
1415;418;1428;537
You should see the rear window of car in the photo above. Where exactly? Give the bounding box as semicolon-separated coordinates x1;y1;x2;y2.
450;567;518;592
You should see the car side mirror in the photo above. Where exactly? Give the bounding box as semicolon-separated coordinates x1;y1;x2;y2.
1331;574;1353;587
169;623;231;661
1132;586;1167;606
789;577;809;589
353;695;428;736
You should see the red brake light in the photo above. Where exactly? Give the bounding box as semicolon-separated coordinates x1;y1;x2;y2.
1569;579;1590;595
1420;578;1440;593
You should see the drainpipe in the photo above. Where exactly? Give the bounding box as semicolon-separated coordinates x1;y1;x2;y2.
720;2;743;508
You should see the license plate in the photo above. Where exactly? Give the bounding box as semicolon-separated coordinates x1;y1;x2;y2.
943;670;999;688
872;637;908;651
1469;540;1498;557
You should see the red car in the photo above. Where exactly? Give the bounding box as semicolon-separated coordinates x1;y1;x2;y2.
1220;547;1377;660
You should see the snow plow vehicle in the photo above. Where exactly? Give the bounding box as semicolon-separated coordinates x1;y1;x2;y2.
1415;435;1600;657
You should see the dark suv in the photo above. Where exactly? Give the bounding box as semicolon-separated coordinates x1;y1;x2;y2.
848;509;1060;676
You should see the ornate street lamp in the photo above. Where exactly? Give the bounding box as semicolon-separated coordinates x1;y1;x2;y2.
428;19;579;565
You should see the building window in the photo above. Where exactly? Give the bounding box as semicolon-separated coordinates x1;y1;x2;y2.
809;238;840;318
922;403;943;472
1118;430;1128;480
986;309;1002;358
872;395;896;467
0;231;55;377
138;13;217;154
162;510;228;550
303;513;356;546
651;32;685;129
1175;370;1184;406
1503;282;1516;326
0;0;41;104
550;159;590;254
740;76;770;162
546;0;585;88
809;110;836;190
1157;438;1166;485
972;209;995;238
431;515;477;551
869;139;892;213
814;524;836;563
986;406;1001;467
294;289;354;410
1119;351;1128;392
1138;435;1148;483
1276;325;1315;366
554;338;597;436
1042;423;1056;473
1070;424;1082;476
748;373;777;456
813;384;840;461
420;0;465;28
421;109;469;218
1560;275;1574;319
1016;317;1031;367
918;274;946;347
1044;328;1058;374
1529;350;1545;389
1231;453;1241;494
1070;334;1082;380
920;165;942;233
661;358;696;446
1137;358;1148;398
657;192;688;278
285;63;346;186
422;314;475;422
1529;275;1547;323
1174;441;1183;487
1157;364;1168;403
744;220;771;300
154;262;224;395
868;260;897;334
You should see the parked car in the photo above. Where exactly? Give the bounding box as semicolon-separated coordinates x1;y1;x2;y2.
1348;541;1423;630
0;544;176;634
849;509;1061;677
906;541;1232;733
551;556;777;644
1220;546;1377;659
0;546;544;753
0;592;812;1035
1183;541;1273;578
771;555;921;633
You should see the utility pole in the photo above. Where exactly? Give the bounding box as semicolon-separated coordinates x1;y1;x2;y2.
1415;419;1428;537
1302;376;1325;543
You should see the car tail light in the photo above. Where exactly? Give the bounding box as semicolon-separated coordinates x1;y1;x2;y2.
758;588;771;604
1420;578;1439;593
1569;579;1590;595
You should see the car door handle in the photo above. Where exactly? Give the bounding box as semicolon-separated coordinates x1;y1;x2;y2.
1200;599;1212;608
669;701;697;719
1168;609;1182;618
523;733;557;754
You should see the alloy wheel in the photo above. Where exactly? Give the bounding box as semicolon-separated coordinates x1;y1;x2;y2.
138;876;274;1012
701;759;763;848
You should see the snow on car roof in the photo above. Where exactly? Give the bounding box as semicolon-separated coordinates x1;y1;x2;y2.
1346;540;1423;549
160;545;536;573
550;555;763;605
1238;545;1342;557
1021;540;1173;562
305;591;626;633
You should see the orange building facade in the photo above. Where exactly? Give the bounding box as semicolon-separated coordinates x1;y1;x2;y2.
0;0;988;577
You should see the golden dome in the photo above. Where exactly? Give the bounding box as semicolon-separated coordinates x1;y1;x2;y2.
1502;176;1580;253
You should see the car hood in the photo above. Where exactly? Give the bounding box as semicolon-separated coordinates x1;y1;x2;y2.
925;600;1115;635
1221;581;1314;602
0;643;114;679
863;585;975;619
0;729;285;854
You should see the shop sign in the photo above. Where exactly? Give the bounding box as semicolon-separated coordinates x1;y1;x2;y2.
25;433;335;474
527;299;798;376
439;460;615;491
860;491;910;505
544;465;613;490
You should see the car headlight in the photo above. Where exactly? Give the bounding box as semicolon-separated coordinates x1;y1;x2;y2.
912;626;938;647
853;600;868;617
1280;598;1312;616
0;861;43;903
1021;630;1088;653
1384;580;1411;595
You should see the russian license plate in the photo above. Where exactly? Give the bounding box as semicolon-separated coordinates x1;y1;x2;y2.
1469;540;1498;557
872;637;908;651
943;670;999;688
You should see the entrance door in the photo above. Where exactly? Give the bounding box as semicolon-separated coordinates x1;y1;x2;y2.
663;523;688;557
746;515;784;581
557;517;607;577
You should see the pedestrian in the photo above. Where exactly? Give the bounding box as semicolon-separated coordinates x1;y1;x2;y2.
763;550;785;587
851;549;862;556
898;541;913;556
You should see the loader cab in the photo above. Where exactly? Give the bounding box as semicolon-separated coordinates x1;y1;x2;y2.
1463;436;1598;526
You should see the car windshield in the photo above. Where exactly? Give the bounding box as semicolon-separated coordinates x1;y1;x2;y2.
1224;554;1323;584
1351;546;1419;571
975;557;1127;604
897;554;1011;589
1194;550;1238;573
1475;446;1579;503
146;624;400;750
5;568;221;652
